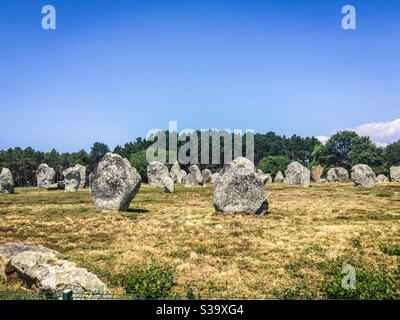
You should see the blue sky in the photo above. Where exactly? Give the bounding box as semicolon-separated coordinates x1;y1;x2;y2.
0;0;399;152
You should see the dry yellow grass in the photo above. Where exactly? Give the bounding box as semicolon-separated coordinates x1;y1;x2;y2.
1;182;399;298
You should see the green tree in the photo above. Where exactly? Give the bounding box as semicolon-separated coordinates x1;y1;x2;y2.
383;140;400;167
89;142;110;171
256;156;291;179
130;150;149;182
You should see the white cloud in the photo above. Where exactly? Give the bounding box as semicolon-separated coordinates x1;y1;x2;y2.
354;119;400;144
316;135;329;144
317;118;400;146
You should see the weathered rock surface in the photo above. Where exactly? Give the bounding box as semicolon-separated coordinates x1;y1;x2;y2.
73;164;87;188
311;165;324;182
163;176;175;193
213;157;268;214
376;174;389;183
327;167;349;182
256;169;272;184
147;161;170;187
202;169;212;183
36;164;56;188
185;165;204;187
169;161;181;183
351;164;376;187
274;171;284;183
390;166;400;182
5;251;109;296
180;170;187;184
285;162;311;187
89;153;141;211
0;168;14;194
210;172;220;184
62;167;81;193
0;243;64;277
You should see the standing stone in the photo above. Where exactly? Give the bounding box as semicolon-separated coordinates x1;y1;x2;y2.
213;157;268;214
351;164;376;187
327;167;349;182
256;169;272;185
210;172;220;184
73;164;87;188
285;162;311;187
169;161;180;183
185;165;204;187
274;171;284;183
390;166;400;182
36;164;56;188
147;161;170;187
311;165;324;182
62;167;81;193
0;168;14;194
202;169;212;183
180;170;187;184
89;153;141;211
163;176;175;193
376;174;389;183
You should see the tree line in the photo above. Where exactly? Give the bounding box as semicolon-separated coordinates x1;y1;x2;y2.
1;130;399;186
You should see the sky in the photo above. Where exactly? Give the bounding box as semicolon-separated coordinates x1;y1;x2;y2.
0;0;399;152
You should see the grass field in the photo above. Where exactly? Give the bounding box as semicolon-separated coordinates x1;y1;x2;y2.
1;183;400;299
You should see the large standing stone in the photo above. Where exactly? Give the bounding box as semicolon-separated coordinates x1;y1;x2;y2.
0;168;14;194
5;251;109;297
311;165;324;182
73;164;87;188
376;174;389;183
213;157;268;214
210;172;220;184
36;164;56;188
163;176;175;193
185;165;204;187
202;169;212;183
327;167;349;182
390;166;400;182
62;167;81;193
351;164;376;187
179;170;187;184
274;171;284;183
285;162;311;187
89;153;141;211
147;161;170;187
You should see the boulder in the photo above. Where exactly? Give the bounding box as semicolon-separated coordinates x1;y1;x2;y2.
169;161;180;183
147;161;170;187
73;164;87;188
36;164;56;188
274;171;284;183
285;162;311;187
89;153;141;211
210;172;220;184
351;164;376;187
376;174;389;183
179;170;187;184
390;166;400;182
185;165;204;187
213;157;268;214
327;167;349;182
5;251;109;297
256;169;272;185
0;243;64;278
311;165;324;182
62;167;81;193
0;168;14;194
202;169;212;183
163;176;175;193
